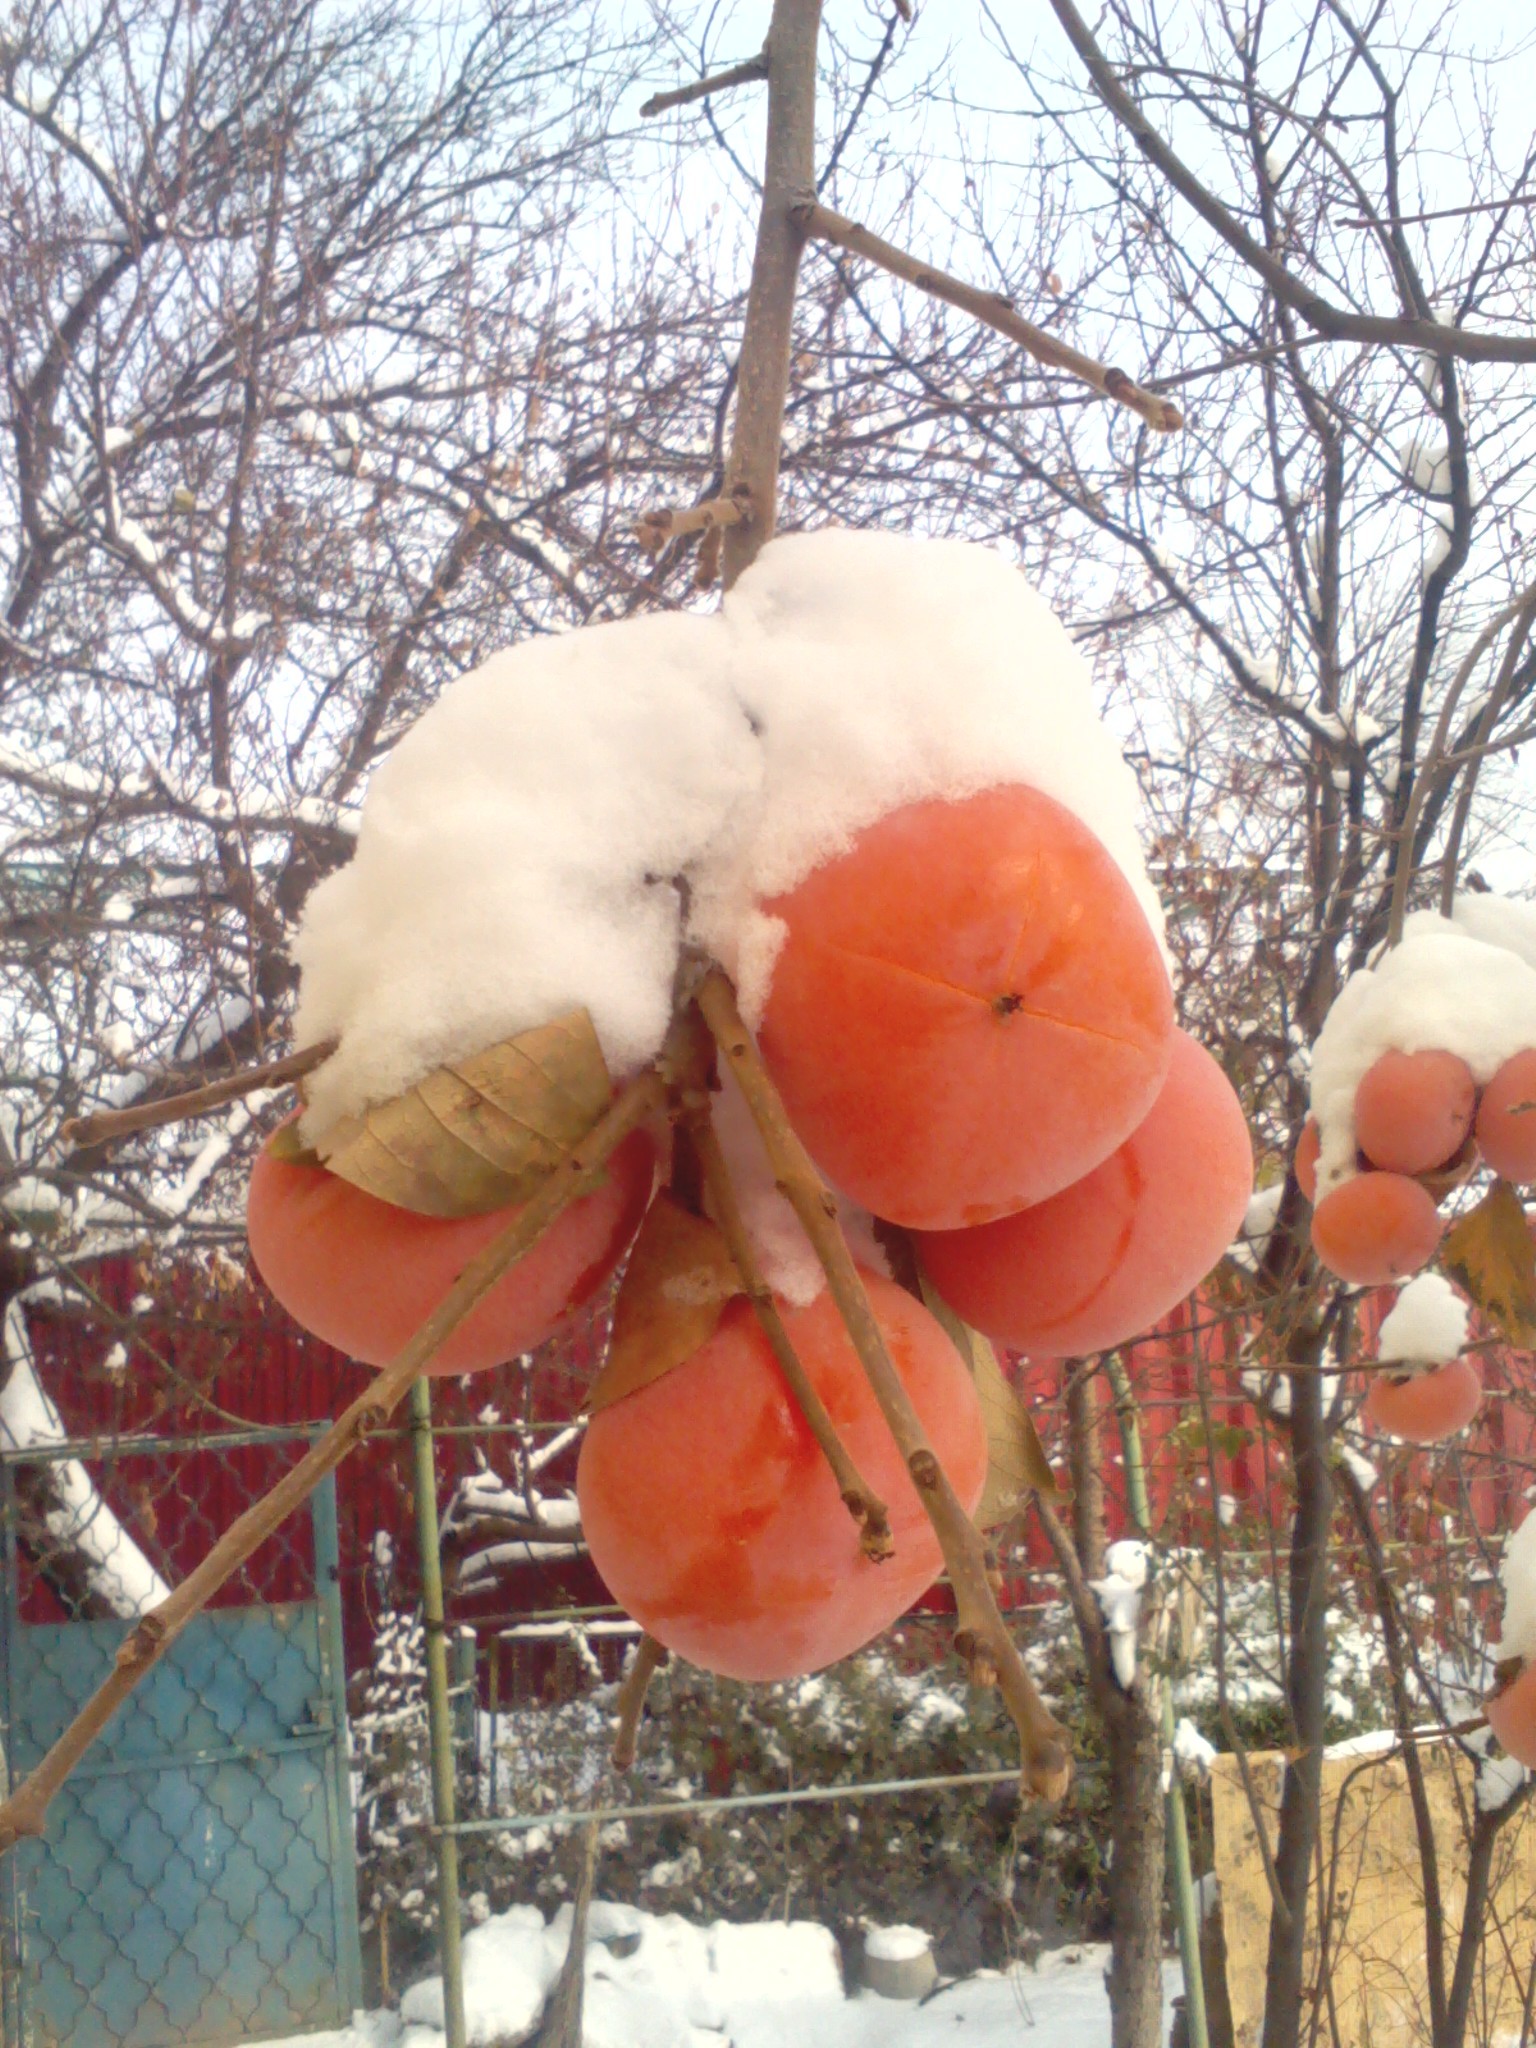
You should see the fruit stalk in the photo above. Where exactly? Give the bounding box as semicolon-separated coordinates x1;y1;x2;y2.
0;1065;669;1857
611;1634;668;1770
689;1102;894;1561
694;968;1071;1800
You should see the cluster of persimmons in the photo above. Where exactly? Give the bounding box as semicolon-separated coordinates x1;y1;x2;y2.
245;784;1252;1684
1296;1046;1536;1446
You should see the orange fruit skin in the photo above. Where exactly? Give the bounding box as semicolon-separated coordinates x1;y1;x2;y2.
576;1270;988;1682
247;1122;656;1373
1361;1357;1483;1443
1475;1048;1536;1182
1486;1657;1536;1769
757;786;1174;1230
913;1029;1252;1357
1310;1171;1443;1287
1295;1118;1321;1205
1353;1048;1476;1176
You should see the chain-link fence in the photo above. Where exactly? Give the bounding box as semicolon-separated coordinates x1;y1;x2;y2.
0;1429;361;2048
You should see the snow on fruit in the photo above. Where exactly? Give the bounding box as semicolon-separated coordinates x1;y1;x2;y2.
250;526;1223;1682
1360;1272;1480;1445
1302;908;1536;1287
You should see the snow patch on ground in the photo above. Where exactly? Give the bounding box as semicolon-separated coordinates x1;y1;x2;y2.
252;1910;1181;2048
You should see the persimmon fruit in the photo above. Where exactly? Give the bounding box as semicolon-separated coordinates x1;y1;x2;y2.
1295;1117;1321;1204
1361;1357;1483;1443
1353;1048;1476;1176
1310;1171;1443;1287
1475;1048;1536;1183
576;1270;988;1681
914;1028;1252;1357
1486;1658;1536;1769
246;1119;657;1373
756;785;1174;1230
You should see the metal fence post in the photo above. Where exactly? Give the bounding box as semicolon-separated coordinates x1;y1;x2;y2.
409;1376;468;2048
1104;1351;1210;2048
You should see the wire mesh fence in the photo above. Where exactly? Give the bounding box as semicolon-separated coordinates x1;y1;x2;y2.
0;1430;361;2048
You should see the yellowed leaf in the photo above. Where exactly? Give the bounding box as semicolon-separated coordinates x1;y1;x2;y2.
1442;1179;1536;1347
314;1010;612;1218
588;1194;744;1413
918;1277;1064;1519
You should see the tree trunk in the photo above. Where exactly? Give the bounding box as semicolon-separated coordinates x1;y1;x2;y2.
1105;1684;1169;2048
1260;1355;1333;2048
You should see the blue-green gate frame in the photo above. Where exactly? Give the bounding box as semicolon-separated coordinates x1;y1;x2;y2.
0;1438;363;2048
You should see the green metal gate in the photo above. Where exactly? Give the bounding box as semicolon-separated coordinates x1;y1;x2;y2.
0;1433;363;2048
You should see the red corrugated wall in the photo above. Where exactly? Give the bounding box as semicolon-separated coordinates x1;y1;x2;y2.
18;1256;1536;1675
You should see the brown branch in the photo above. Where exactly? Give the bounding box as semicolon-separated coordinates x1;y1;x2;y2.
694;967;1070;1800
632;487;751;556
59;1039;337;1148
0;1065;670;1856
611;1634;668;1770
690;1105;893;1560
1045;0;1536;366
720;0;823;589
794;200;1183;434
640;52;769;119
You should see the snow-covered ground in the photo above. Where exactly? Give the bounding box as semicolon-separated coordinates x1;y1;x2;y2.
253;1905;1182;2048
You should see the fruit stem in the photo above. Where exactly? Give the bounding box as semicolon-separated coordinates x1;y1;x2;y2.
612;1635;668;1770
694;968;1072;1801
689;1102;894;1562
0;1062;672;1859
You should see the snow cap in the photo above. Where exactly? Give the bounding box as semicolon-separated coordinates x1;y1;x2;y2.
294;528;1163;1138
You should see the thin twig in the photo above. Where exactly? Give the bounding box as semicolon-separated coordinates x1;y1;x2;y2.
0;1065;670;1855
59;1039;338;1149
640;52;769;119
694;967;1070;1800
794;200;1183;434
611;1635;668;1770
690;1103;893;1559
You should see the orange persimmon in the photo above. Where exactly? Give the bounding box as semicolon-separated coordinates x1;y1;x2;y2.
914;1028;1252;1357
756;785;1173;1230
1310;1171;1443;1287
1475;1048;1536;1183
577;1270;987;1681
247;1119;656;1373
1361;1357;1483;1443
1353;1048;1476;1177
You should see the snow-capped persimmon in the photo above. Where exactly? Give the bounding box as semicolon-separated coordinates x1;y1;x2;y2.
1353;1048;1476;1177
1486;1659;1536;1769
577;1271;988;1682
1475;1048;1536;1183
1294;1117;1321;1205
914;1029;1252;1358
756;785;1174;1231
1362;1357;1483;1443
1310;1171;1443;1287
246;1120;657;1374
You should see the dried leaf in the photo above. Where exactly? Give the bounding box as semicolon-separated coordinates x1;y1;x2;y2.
1442;1179;1536;1347
315;1010;611;1218
588;1195;743;1413
919;1278;1064;1518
